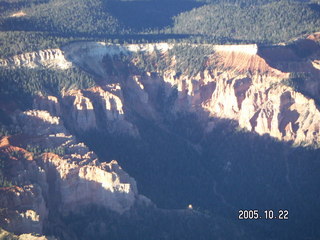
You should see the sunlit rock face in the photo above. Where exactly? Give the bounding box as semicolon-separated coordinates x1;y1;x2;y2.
61;40;318;147
3;37;319;146
41;153;138;214
32;86;139;136
17;109;140;213
62;90;97;131
0;109;147;235
203;72;320;146
0;49;72;69
0;32;319;240
33;96;61;117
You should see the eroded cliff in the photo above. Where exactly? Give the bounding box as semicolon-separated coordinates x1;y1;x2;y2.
0;109;146;235
58;38;320;147
1;39;319;145
0;49;72;70
1;35;320;239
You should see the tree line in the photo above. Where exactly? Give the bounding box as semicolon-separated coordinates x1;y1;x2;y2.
172;0;320;44
0;67;96;109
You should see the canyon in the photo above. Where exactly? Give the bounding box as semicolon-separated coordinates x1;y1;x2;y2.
2;38;319;146
0;34;320;239
3;38;318;146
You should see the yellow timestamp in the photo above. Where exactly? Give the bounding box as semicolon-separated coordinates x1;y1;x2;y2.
238;209;289;220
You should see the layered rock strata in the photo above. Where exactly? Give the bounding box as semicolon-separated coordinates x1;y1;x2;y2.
0;110;144;235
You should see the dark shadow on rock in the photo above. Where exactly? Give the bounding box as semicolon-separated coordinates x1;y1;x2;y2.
258;42;320;105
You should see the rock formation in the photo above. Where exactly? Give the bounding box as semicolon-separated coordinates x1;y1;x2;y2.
32;86;138;136
1;34;320;237
0;185;47;235
3;37;319;146
0;49;72;69
0;109;146;235
0;228;57;240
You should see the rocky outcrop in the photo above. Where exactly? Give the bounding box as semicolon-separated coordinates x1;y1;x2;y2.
105;41;315;146
202;72;320;146
62;90;97;131
0;109;147;235
0;228;57;240
0;185;48;235
17;109;140;213
18;234;56;240
62;42;173;77
0;34;319;240
86;86;139;136
32;86;138;136
19;40;319;147
0;49;72;69
1;38;320;147
41;153;138;214
129;42;320;147
33;96;61;117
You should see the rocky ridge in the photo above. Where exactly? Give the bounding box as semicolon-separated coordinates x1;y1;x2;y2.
61;39;320;147
1;39;319;146
0;49;72;69
0;109;146;235
1;35;320;237
33;85;138;136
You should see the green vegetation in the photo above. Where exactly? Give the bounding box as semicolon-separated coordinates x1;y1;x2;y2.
0;67;95;109
106;0;203;33
0;0;318;69
61;204;239;240
173;0;320;43
0;108;22;137
168;44;215;76
0;1;319;239
0;31;73;58
0;0;49;16
101;44;215;78
196;0;283;6
0;0;122;35
281;72;320;106
130;44;215;76
131;50;166;73
286;72;312;91
0;160;13;188
0;123;21;138
26;144;66;156
1;0;318;54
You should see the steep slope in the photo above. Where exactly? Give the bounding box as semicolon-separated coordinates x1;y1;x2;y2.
1;35;320;240
0;38;319;146
0;109;147;236
0;48;72;69
52;39;320;147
